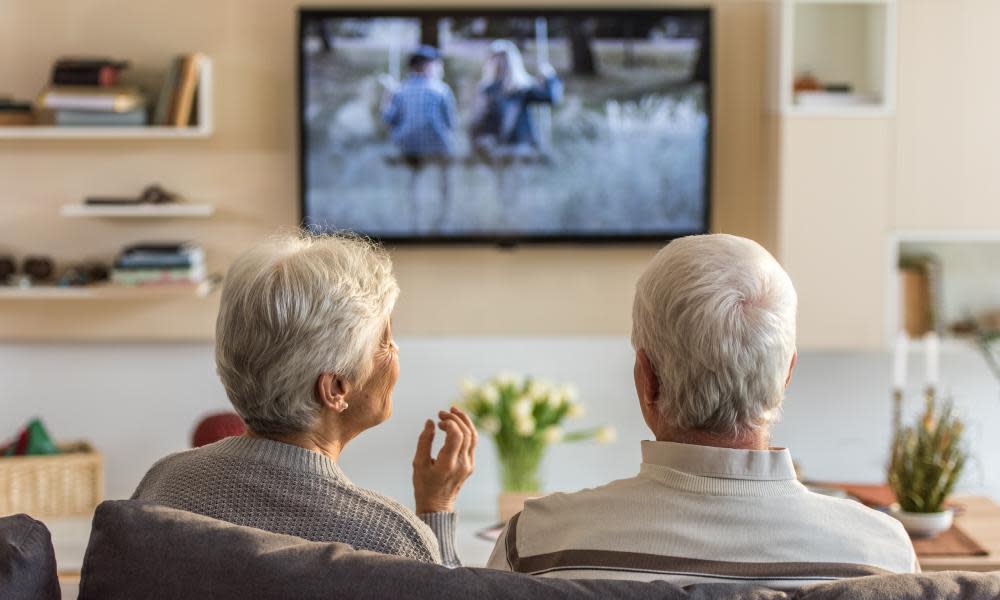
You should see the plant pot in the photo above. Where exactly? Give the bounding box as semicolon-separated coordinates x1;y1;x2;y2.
498;491;539;522
889;506;953;538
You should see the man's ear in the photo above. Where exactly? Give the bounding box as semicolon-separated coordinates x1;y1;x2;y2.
316;373;351;413
785;351;798;388
636;349;660;408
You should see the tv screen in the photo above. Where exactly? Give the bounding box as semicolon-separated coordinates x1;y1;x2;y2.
299;9;711;243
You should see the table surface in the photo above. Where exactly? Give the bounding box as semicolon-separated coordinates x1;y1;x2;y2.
918;496;1000;572
46;495;1000;598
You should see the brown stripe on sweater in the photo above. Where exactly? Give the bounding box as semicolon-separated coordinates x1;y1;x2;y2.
504;512;891;580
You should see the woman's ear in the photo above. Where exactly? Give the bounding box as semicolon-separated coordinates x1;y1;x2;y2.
316;373;351;413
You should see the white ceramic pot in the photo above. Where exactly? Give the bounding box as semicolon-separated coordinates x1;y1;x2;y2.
889;506;953;538
498;491;539;522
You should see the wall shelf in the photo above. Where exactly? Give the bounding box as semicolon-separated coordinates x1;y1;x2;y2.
0;126;210;140
777;0;896;116
60;203;215;218
887;232;1000;346
0;279;219;301
0;58;213;140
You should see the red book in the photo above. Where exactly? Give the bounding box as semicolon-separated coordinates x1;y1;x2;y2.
51;58;128;87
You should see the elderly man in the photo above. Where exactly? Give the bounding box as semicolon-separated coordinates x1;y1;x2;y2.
487;234;916;586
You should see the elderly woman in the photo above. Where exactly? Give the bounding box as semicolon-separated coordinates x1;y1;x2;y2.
133;233;476;566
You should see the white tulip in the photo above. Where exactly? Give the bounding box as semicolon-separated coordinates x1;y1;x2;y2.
542;426;564;444
566;402;585;418
511;397;533;419
595;426;617;444
481;384;499;405
479;416;501;434
559;384;579;403
496;371;522;387
515;416;536;436
527;379;553;399
460;377;478;396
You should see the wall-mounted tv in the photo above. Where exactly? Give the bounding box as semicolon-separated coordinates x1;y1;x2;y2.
298;8;712;243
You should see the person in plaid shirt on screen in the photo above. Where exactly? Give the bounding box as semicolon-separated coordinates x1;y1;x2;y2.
382;45;456;231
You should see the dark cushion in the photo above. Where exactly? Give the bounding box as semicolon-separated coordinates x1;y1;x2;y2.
0;513;61;600
79;500;1000;600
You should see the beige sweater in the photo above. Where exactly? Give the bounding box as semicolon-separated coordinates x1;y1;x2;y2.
488;440;917;587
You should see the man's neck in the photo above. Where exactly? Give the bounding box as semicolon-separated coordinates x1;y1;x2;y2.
657;427;770;451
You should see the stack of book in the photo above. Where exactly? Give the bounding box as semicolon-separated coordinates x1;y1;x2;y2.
36;58;146;126
111;242;206;286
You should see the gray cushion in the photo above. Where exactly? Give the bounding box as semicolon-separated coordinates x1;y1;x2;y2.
79;500;1000;600
0;513;61;600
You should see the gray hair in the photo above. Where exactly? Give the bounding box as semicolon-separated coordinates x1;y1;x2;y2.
631;234;797;436
215;232;400;435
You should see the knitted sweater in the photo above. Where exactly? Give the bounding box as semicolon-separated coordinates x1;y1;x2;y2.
488;441;916;585
132;436;459;566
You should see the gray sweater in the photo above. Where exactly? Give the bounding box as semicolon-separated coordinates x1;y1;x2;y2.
131;436;459;566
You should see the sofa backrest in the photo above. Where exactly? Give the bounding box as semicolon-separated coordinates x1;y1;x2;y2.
79;500;999;600
0;513;61;600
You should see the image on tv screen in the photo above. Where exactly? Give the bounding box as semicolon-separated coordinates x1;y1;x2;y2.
300;10;711;242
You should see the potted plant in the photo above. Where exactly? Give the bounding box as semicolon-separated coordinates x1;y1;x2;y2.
457;373;616;521
888;391;966;538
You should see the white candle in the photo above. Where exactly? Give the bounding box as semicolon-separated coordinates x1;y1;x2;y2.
925;332;940;388
893;332;909;390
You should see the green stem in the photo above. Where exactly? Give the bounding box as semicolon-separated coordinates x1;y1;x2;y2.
496;438;545;492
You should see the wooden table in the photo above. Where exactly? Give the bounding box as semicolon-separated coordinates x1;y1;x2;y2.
920;496;1000;572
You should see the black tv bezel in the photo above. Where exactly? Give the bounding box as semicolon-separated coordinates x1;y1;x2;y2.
297;7;713;246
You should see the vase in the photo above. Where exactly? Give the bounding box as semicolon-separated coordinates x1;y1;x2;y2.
496;442;545;521
889;506;953;538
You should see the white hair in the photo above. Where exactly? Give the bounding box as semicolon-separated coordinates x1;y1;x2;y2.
482;39;534;93
631;234;797;436
215;232;400;435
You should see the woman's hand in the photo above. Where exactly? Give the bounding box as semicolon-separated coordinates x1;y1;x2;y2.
412;407;477;514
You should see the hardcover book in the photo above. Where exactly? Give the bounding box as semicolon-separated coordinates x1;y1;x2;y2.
36;85;145;113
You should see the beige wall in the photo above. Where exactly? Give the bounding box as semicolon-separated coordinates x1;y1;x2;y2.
0;0;775;341
774;0;1000;350
894;0;1000;231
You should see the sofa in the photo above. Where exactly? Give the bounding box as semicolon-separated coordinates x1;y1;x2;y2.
67;500;999;599
0;513;61;600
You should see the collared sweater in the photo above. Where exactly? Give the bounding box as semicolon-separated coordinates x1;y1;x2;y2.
132;436;459;566
488;440;917;587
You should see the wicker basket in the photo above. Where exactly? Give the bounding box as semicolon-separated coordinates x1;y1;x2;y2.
0;442;104;517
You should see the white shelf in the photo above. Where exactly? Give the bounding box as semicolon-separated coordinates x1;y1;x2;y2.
783;104;894;118
886;232;1000;346
777;0;896;116
60;203;215;218
893;230;1000;244
0;279;219;301
0;126;210;139
0;58;213;140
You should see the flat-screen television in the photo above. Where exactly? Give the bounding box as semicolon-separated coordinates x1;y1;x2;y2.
298;8;712;243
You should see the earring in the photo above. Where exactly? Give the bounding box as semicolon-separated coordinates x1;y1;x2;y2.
333;400;349;413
